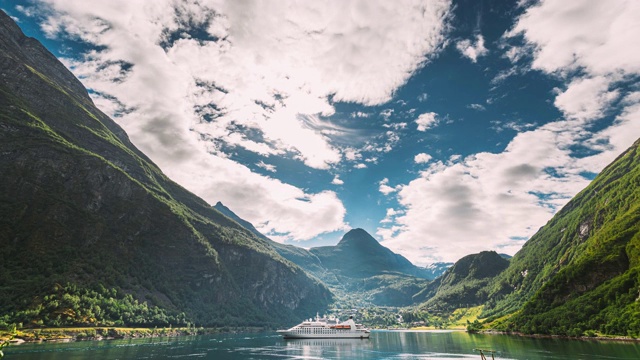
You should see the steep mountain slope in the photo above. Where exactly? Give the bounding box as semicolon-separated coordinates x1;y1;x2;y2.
213;202;326;274
484;138;640;336
414;251;509;310
0;10;330;328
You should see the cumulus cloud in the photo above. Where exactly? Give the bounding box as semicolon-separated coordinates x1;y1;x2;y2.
33;0;452;242
379;178;402;195
508;0;640;76
415;112;439;131
554;76;619;122
456;34;488;63
331;176;344;185
381;208;401;224
380;126;587;264
414;153;432;164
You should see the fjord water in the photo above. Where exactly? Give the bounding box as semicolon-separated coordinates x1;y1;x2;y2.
6;331;640;359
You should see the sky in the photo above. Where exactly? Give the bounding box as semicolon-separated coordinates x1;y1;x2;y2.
3;0;639;265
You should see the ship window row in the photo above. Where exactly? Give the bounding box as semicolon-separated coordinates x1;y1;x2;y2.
296;328;340;334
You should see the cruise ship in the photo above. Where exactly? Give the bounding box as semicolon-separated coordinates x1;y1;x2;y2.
278;315;370;339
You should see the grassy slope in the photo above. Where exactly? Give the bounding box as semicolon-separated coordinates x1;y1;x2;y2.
414;251;509;311
484;139;640;336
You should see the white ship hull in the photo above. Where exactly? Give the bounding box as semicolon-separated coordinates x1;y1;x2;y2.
278;329;370;339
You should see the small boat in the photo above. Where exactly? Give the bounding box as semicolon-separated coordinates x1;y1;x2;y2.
278;315;370;339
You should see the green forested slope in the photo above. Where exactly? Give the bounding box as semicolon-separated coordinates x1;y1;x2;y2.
484;138;640;336
0;10;330;329
414;251;509;311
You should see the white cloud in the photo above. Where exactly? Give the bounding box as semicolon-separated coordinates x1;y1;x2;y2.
554;76;619;122
380;208;401;224
380;108;395;121
351;111;370;118
455;34;488;63
414;153;432;164
354;163;368;169
35;0;452;242
256;161;276;173
508;0;640;76
415;112;439;131
383;122;407;130
331;176;344;185
379;178;401;196
467;103;486;111
343;147;362;162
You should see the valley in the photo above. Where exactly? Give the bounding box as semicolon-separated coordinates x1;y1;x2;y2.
1;1;640;345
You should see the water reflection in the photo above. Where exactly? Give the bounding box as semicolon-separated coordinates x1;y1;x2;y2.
4;330;640;359
282;338;373;359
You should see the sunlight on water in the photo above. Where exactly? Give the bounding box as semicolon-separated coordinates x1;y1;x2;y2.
4;331;640;359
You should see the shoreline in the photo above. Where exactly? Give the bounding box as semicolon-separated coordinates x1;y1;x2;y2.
2;326;269;344
5;326;639;345
479;330;640;343
375;327;640;343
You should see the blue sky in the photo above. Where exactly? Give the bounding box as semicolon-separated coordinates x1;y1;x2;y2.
4;0;639;264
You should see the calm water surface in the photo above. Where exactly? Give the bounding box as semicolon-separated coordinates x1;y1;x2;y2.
6;330;640;359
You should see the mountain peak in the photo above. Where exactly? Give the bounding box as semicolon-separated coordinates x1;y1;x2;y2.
337;228;381;248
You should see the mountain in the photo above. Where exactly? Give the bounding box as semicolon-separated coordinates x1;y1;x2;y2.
0;10;331;328
413;251;509;310
483;138;640;337
210;204;434;307
308;229;433;307
310;228;431;279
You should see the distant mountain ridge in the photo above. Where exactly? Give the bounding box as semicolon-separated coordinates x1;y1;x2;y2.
213;202;434;306
422;262;454;279
0;10;330;328
214;202;431;280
